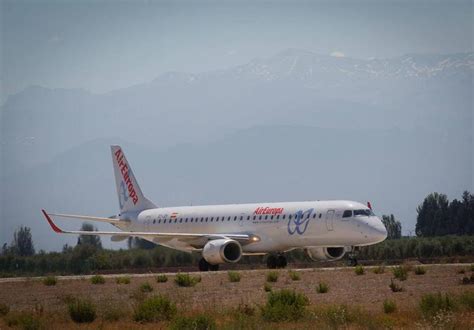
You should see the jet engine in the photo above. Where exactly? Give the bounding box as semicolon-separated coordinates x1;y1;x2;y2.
305;247;345;261
202;239;242;264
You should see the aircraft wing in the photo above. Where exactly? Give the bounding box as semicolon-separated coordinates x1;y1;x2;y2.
42;210;258;247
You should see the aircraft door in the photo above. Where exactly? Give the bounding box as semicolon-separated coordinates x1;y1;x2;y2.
326;210;335;231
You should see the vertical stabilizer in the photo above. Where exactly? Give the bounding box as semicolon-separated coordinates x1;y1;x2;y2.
111;145;156;214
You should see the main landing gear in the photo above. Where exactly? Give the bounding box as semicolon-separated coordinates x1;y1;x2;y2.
266;254;288;269
198;258;219;271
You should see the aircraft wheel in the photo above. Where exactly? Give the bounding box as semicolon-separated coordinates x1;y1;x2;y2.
199;258;210;271
209;264;219;271
277;255;287;268
347;257;358;267
266;255;277;269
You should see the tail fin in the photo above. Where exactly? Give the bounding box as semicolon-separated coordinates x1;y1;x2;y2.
111;145;156;214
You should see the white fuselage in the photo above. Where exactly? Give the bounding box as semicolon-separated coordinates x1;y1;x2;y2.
120;200;387;253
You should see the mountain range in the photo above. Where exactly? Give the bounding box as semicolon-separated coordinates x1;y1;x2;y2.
1;49;472;250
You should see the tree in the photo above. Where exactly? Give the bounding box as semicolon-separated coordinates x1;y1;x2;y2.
416;192;449;237
381;214;402;239
77;223;102;249
11;226;35;256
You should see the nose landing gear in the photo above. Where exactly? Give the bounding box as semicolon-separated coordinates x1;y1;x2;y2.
346;246;359;266
266;254;288;269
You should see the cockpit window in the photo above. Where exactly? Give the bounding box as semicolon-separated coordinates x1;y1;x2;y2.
342;210;352;218
354;209;375;217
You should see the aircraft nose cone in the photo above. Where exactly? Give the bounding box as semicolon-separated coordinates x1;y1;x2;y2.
370;218;388;243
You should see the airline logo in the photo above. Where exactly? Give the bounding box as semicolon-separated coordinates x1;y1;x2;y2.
288;208;314;235
114;149;139;205
254;207;284;215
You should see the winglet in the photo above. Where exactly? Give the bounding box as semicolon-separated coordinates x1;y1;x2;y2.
42;209;63;233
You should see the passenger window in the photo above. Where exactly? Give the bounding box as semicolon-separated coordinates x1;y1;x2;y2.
319;214;322;218
259;215;262;220
234;216;237;221
283;215;286;219
289;215;292;219
276;215;279;219
271;215;274;219
247;216;250;220
253;216;256;220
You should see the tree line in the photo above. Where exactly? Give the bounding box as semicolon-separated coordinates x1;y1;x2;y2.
416;191;474;236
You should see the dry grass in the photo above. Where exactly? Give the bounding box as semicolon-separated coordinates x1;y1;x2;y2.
0;265;472;328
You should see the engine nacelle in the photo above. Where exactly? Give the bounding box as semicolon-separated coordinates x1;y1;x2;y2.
305;247;346;261
202;239;242;265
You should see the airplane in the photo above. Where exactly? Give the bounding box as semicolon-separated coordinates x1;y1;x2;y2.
42;145;387;271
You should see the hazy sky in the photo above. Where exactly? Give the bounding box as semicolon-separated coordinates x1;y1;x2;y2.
1;0;472;103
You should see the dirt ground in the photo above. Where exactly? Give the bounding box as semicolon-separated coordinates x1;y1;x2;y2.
0;264;473;328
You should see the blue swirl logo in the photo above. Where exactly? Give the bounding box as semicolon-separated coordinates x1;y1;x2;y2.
288;208;314;235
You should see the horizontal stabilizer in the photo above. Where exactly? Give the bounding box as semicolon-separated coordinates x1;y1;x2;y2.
48;212;129;224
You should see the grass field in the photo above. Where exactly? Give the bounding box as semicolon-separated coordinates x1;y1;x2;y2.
0;264;473;329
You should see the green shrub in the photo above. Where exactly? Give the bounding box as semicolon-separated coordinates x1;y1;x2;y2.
414;266;426;275
67;298;96;323
383;299;397;313
288;270;301;281
42;276;57;286
419;293;455;318
471;264;474;272
174;273;201;287
324;305;349;326
392;266;408;281
116;276;131;284
264;283;272;292
140;282;153;293
372;266;385;274
458;291;474;310
170;314;216;330
354;265;364;275
261;289;309;322
228;271;241;282
90;275;106;284
0;303;9;316
156;274;168;283
266;271;279;282
389;279;403;292
5;312;42;330
316;282;329;294
133;295;177;322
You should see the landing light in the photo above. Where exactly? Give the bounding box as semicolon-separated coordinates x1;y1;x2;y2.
250;235;260;242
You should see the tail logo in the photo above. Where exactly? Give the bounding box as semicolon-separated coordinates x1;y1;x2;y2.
115;149;139;205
